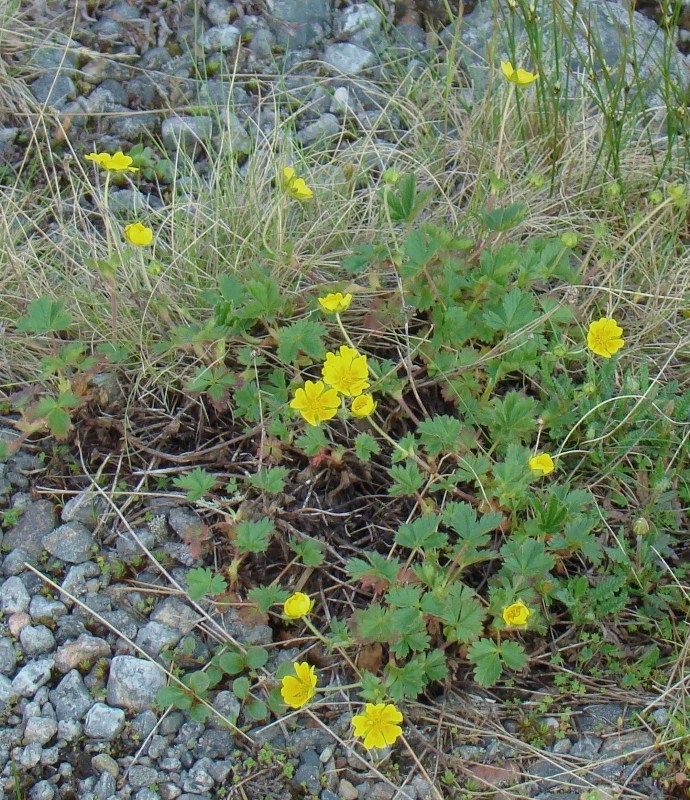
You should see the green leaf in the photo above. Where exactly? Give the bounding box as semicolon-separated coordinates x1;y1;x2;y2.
232;676;250;699
360;670;386;703
500;538;555;580
186;567;227;601
189;703;212;722
500;641;528;671
346;552;402;591
245;699;268;721
484;288;538;333
185;671;210;695
478;391;537;447
239;278;282;322
384;655;427;700
386;585;423;608
417;415;463;456
172;467;217;502
442;502;502;565
388;462;425;496
352;604;396;644
17;297;72;334
247;584;289;612
389;607;430;657
439;582;486;644
218;650;246;676
468;639;503;687
248;467;290;495
423;649;448;682
157;685;192;710
479;202;527;232
245;647;269;670
395;515;446;551
234;518;274;554
289;537;324;567
295;426;329;457
354;433;381;462
276;319;326;362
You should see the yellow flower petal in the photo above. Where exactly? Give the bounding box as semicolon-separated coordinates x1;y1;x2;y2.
283;592;312;619
124;222;154;246
587;317;625;358
352;703;403;749
321;346;370;398
351;394;376;418
528;453;554;476
500;60;538;86
502;600;531;627
280;662;317;708
290;380;340;426
318;292;352;314
85;150;138;172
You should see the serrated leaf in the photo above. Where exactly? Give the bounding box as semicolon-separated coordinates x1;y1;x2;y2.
248;584;289;612
384;655;427;700
479;202;527;232
468;639;503;687
500;538;555;580
354;433;381;462
172;467;217;501
386;585;423;608
395;515;446;551
353;604;396;644
248;467;289;495
276;318;326;362
423;649;448;682
388;462;425;496
234;517;274;554
484;288;538;333
417;415;463;456
186;567;227;601
289;537;324;567
17;297;72;334
500;641;528;671
389;607;430;657
439;583;486;644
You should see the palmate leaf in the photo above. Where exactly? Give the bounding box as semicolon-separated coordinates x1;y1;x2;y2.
417;414;463;456
395;514;446;551
442;501;502;554
389;607;430;657
347;552;401;591
468;639;502;687
234;518;274;554
17;296;72;334
500;538;555;580
388;462;425;496
484;288;538;333
384;654;427;700
352;604;396;644
276;318;326;362
438;582;486;644
172;467;217;501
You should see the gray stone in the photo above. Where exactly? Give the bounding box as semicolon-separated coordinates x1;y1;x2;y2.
0;576;30;613
60;561;102;607
54;633;111;673
267;0;331;47
135;621;181;657
128;765;159;789
161;116;214;152
551;737;572;754
167;507;203;539
151;597;199;636
208;690;238;729
335;4;382;45
94;771;117;800
0;638;17;674
160;710;185;735
147;733;168;759
19;741;43;768
55;615;87;644
202;24;241;52
3;547;36;576
57;718;82;741
323;43;375;75
107;655;166;711
576;702;638;733
130;709;158;739
42;521;94;564
290;727;332;755
135;790;160;800
23;716;57;745
102;609;139;642
108;188;162;214
599;730;654;757
3;500;55;556
207;759;233;783
339;779;359;800
29;780;55;800
115;526;155;561
195;728;232;759
248;28;275;60
92;752;119;778
297;113;341;145
29;595;68;624
61;492;106;530
19;624;56;657
30;74;76;108
50;669;92;720
110;112;159;141
12;659;54;698
0;126;17;153
206;0;232;25
0;673;17;705
159;784;182;800
84;703;126;739
292;763;321;795
219;111;252;154
183;757;216;792
41;745;60;765
569;735;602;758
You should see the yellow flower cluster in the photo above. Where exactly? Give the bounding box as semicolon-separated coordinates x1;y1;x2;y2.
279;662;403;749
290;341;376;425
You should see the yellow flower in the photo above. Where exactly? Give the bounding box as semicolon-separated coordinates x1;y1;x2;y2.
124;222;154;246
280;662;317;708
500;61;539;86
529;453;555;476
322;345;370;398
587;317;625;358
283;592;312;619
351;394;376;418
352;703;403;749
85;150;139;173
318;292;352;314
290;380;340;426
282;166;313;200
502;600;531;627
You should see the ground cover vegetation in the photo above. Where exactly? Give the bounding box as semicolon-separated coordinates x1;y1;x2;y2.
1;0;690;794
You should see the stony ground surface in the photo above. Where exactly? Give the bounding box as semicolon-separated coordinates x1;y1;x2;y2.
0;0;686;798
